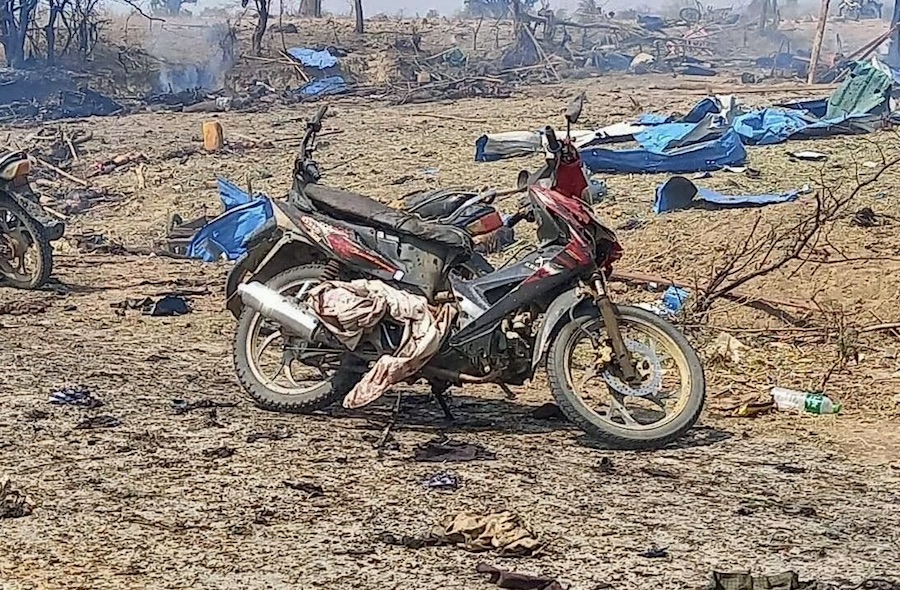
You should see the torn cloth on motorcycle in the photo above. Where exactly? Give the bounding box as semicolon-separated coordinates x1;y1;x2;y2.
305;280;455;408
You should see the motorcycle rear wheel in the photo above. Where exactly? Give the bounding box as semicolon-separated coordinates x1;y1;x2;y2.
0;197;52;289
233;264;360;414
546;305;705;449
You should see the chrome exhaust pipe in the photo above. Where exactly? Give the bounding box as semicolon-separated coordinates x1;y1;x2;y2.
237;281;328;344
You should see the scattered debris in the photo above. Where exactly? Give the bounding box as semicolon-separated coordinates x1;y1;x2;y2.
789;150;828;162
23;409;50;421
429;511;542;556
253;508;276;525
477;563;564;590
775;464;807;474
75;415;122;430
378;531;438;550
852;207;892;227
0;479;34;519
111;295;191;317
90;153;148;177
203;446;236;459
0;299;51;316
49;386;103;408
282;480;325;497
172;398;238;414
706;333;749;365
595;457;616;474
143;295;191;317
641;466;678;479
732;398;776;418
55;188;122;215
710;571;812;590
530;402;566;421
638;546;669;558
246;429;292;443
423;473;460;490
413;436;497;462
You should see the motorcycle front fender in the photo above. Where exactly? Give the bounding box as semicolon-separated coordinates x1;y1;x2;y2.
1;188;65;241
531;288;592;371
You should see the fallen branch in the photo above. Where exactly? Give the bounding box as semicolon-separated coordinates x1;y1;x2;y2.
35;157;89;187
859;322;900;334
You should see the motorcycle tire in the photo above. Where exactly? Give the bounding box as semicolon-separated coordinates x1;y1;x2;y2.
233;264;359;414
0;197;52;289
679;6;702;23
546;305;705;449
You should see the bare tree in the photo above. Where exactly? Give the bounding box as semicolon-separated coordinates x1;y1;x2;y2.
695;153;900;315
242;0;269;55
0;0;39;67
44;0;66;64
353;0;362;33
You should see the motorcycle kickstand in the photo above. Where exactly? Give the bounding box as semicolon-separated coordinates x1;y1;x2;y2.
430;382;455;422
375;393;402;450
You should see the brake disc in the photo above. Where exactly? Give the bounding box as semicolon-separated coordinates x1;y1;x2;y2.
602;339;662;398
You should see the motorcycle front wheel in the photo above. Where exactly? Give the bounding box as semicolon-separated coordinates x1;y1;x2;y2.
0;197;52;289
546;305;705;449
233;264;360;414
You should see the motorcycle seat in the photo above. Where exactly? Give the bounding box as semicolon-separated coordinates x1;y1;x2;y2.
302;184;473;252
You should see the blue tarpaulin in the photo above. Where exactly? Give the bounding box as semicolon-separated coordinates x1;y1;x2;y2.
287;47;339;69
653;176;799;214
732;109;812;145
186;178;273;262
299;75;348;97
581;127;746;174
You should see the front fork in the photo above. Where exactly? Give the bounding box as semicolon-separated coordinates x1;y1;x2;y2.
591;277;638;383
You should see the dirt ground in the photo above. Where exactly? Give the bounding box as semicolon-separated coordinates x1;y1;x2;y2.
2;75;900;589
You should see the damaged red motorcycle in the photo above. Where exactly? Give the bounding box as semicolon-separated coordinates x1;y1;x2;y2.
226;101;705;449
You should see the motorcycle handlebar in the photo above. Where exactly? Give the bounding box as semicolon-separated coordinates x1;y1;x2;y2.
300;105;329;159
545;126;560;153
312;105;328;126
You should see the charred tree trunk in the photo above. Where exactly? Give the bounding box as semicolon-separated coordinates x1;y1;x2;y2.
353;0;364;33
249;0;269;55
0;0;38;67
44;0;65;65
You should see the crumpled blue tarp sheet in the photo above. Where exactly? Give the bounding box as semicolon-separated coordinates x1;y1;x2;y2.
186;178;273;262
732;107;884;145
299;75;348;97
653;176;799;214
581;127;746;174
287;47;339;69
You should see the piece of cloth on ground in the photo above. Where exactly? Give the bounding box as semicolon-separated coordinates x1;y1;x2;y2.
414;436;496;462
654;176;799;214
476;563;564;590
305;280;455;408
430;511;542;556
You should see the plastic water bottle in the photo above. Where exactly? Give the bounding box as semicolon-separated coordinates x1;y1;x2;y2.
771;387;842;414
